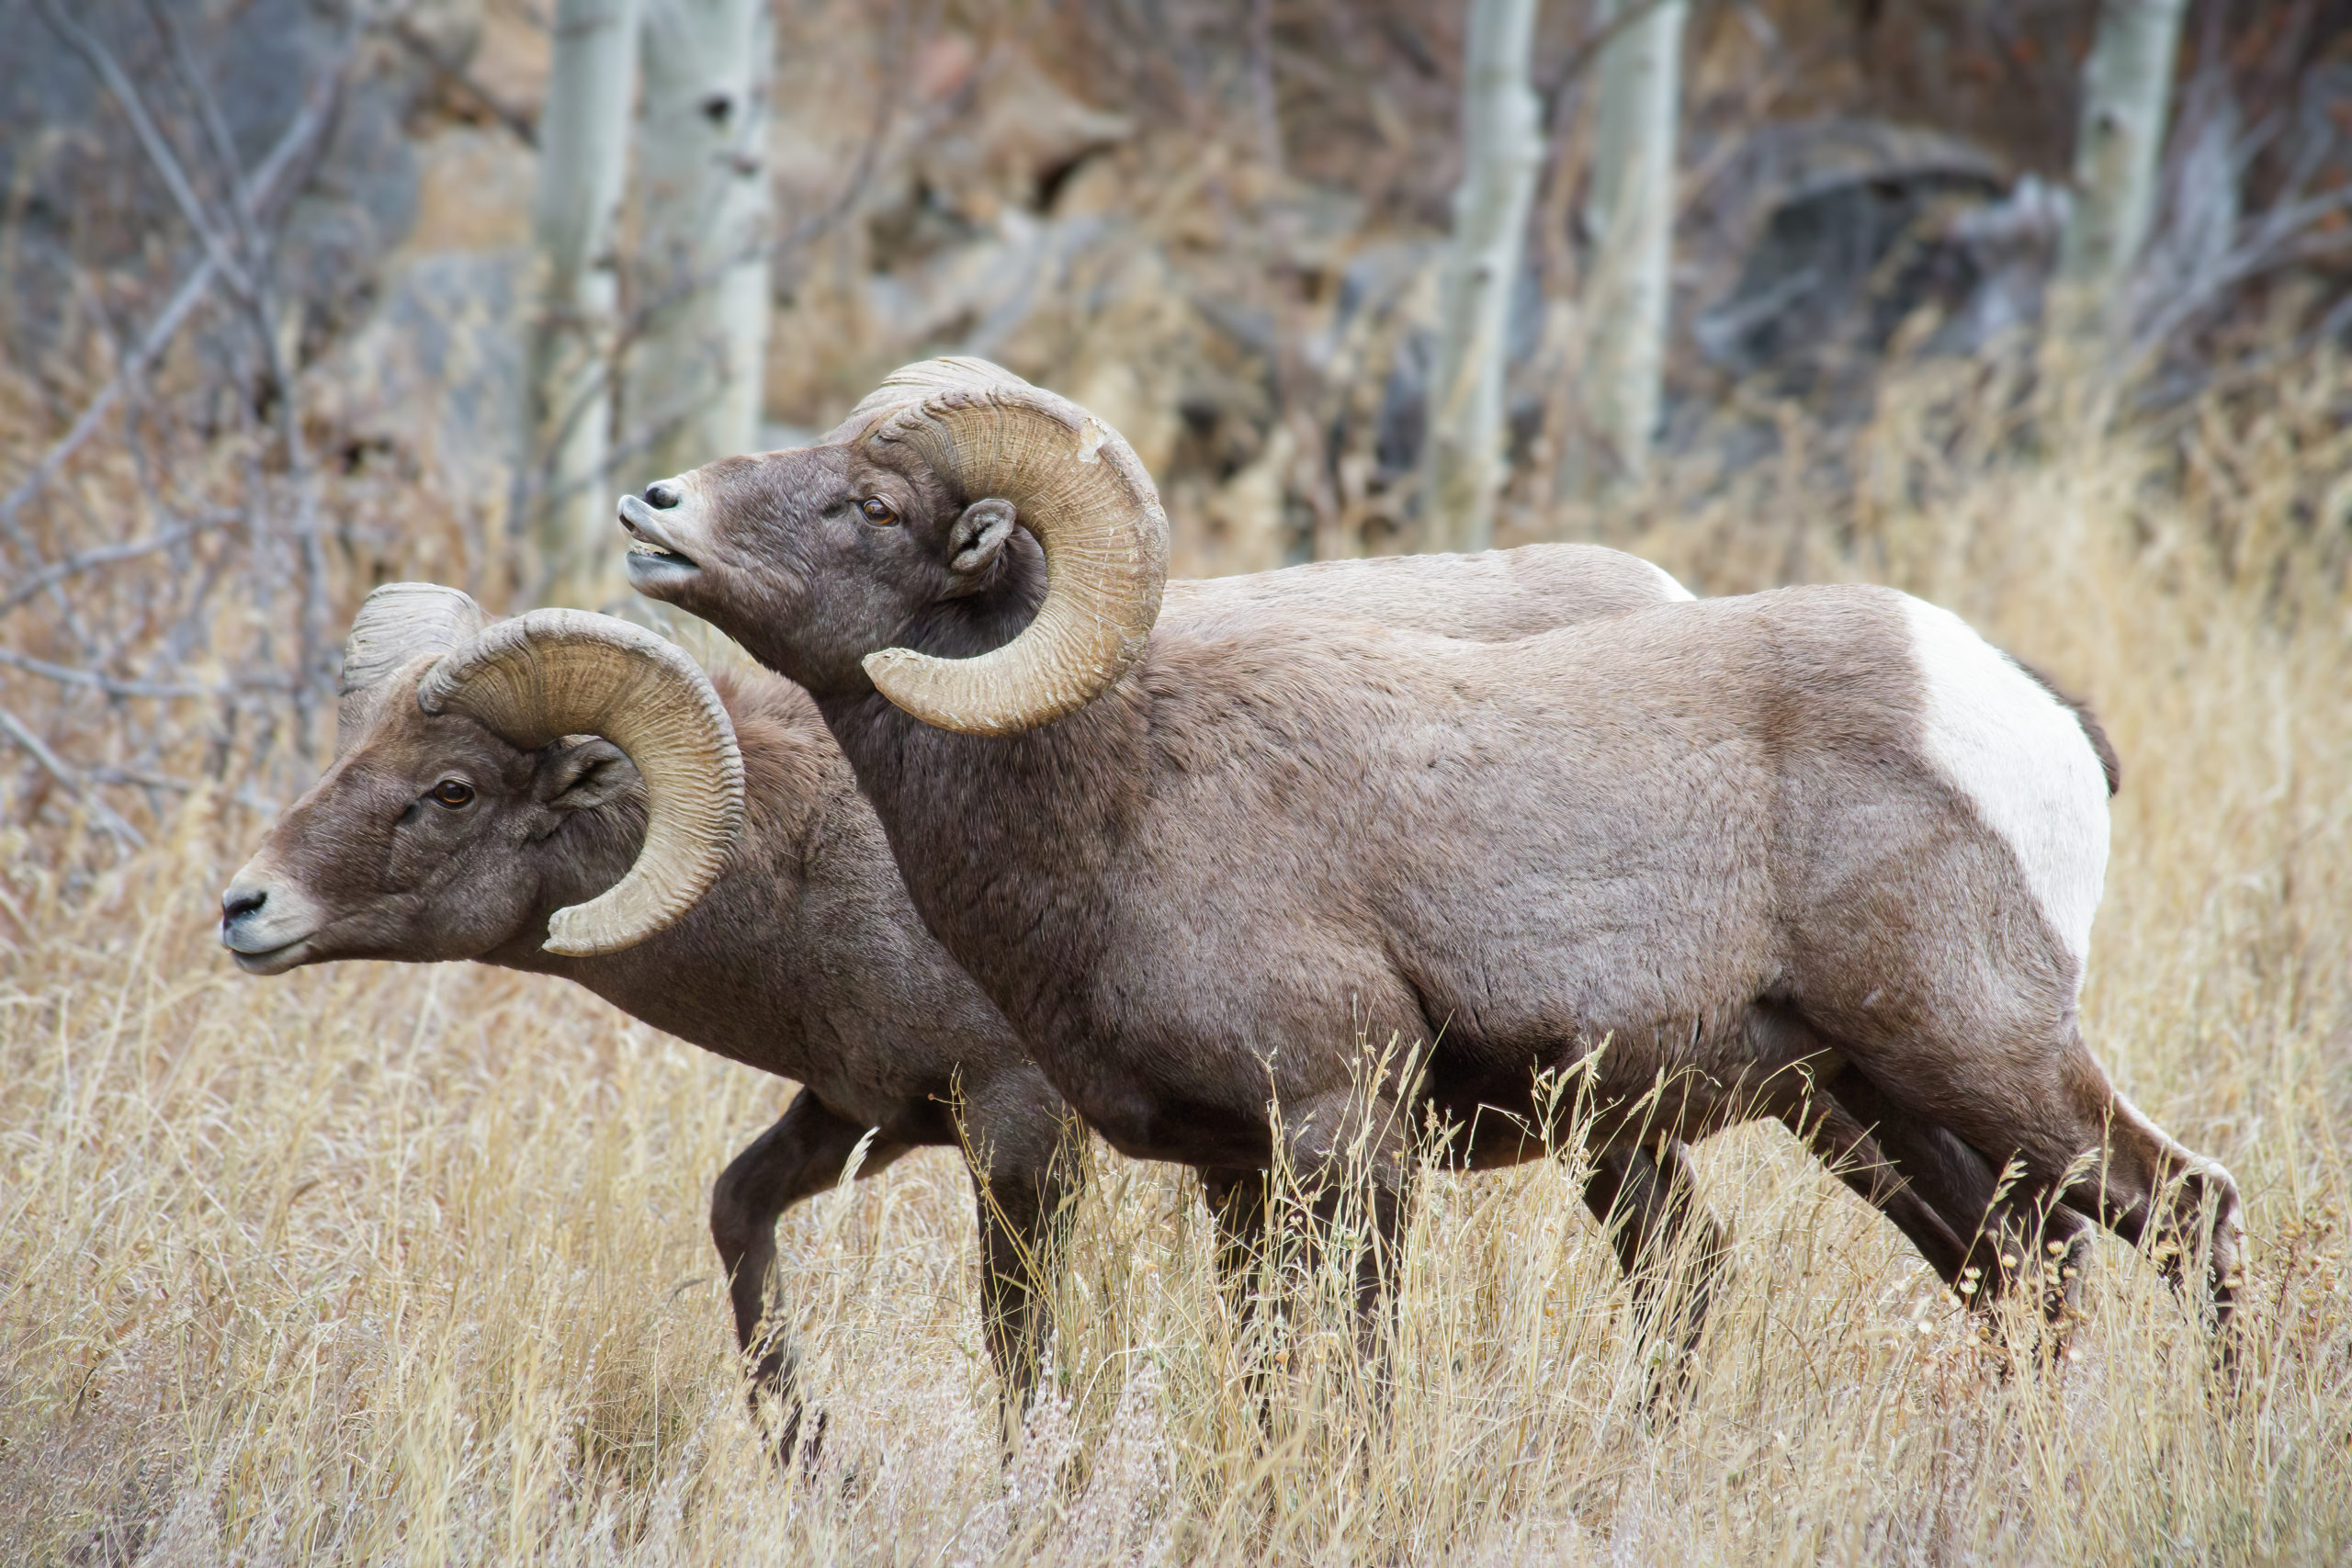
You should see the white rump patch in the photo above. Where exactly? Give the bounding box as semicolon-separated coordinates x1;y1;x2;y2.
1901;597;2109;974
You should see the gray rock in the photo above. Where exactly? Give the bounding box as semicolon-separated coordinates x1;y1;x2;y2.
0;0;426;368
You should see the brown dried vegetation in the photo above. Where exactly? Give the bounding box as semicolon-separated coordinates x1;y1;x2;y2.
4;353;2347;1559
2;1;2349;1562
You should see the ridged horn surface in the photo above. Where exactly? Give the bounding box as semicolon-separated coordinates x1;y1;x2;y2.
338;583;486;752
854;368;1169;736
418;610;744;955
840;355;1035;431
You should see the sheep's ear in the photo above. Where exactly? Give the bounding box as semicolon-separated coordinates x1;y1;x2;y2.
537;738;639;814
946;498;1017;579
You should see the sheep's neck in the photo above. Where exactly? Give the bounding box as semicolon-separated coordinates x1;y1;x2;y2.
477;799;791;1064
816;663;1143;1060
486;814;639;972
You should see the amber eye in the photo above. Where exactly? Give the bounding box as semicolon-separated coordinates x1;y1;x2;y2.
858;497;897;525
430;779;476;809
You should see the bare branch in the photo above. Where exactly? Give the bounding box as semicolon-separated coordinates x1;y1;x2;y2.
0;266;217;539
0;707;147;848
0;71;343;531
33;0;259;304
141;0;258;232
0;648;288;700
0;512;242;618
381;14;541;148
47;0;352;742
2129;222;2352;373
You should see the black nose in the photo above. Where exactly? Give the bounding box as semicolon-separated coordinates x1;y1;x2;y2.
644;480;682;509
222;887;266;922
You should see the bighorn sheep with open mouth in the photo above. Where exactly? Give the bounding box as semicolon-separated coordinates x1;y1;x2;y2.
619;356;2244;1370
222;537;1764;1446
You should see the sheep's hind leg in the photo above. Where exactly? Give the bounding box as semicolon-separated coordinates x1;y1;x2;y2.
1812;1064;2095;1325
1866;1022;2243;1341
710;1089;908;1461
2045;1047;2245;1336
1748;998;2093;1323
1583;1139;1728;1404
1747;1007;2015;1305
1776;1080;1975;1285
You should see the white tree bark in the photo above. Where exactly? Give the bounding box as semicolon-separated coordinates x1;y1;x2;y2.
526;0;640;608
1419;0;1544;555
628;0;775;483
1570;0;1686;496
2054;0;2188;338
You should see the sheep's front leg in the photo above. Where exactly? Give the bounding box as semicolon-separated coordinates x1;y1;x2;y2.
1201;1162;1277;1395
961;1094;1087;1450
1202;1165;1273;1309
710;1089;908;1458
1204;1145;1410;1413
1583;1139;1727;1399
1265;1090;1415;1400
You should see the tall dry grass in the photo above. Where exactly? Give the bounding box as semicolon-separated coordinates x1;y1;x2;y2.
3;356;2348;1565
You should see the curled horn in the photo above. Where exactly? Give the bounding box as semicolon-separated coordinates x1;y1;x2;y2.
338;583;487;752
851;365;1169;736
834;355;1035;435
418;610;745;955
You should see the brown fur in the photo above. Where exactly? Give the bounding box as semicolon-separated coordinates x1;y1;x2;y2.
221;543;1765;1445
626;437;2245;1369
224;661;1077;1458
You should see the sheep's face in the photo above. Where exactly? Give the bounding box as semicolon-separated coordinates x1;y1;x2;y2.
620;445;1023;697
220;696;642;974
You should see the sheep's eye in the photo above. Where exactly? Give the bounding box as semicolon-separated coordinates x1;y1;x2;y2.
431;779;476;809
858;497;897;525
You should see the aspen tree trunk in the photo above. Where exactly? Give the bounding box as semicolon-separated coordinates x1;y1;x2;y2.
629;0;775;482
526;0;639;608
2053;0;2188;341
1419;0;1544;555
1568;0;1686;497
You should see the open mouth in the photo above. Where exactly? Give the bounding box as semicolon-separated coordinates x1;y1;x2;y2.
618;493;701;586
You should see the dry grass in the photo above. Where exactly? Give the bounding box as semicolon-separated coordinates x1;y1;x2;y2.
3;359;2350;1565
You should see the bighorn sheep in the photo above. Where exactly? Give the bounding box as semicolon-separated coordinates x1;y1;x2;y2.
220;540;1736;1443
616;356;2244;1361
220;589;1076;1454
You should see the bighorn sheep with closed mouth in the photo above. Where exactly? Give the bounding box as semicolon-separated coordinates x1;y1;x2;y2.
617;356;2244;1367
220;539;1742;1446
220;588;1078;1456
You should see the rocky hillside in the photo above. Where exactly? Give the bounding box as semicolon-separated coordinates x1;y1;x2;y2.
5;0;2346;585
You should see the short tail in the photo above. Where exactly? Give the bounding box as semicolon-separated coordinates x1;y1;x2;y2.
2006;655;2121;796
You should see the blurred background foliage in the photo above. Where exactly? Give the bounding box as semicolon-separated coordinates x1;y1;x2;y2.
0;0;2346;869
4;8;2351;1561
